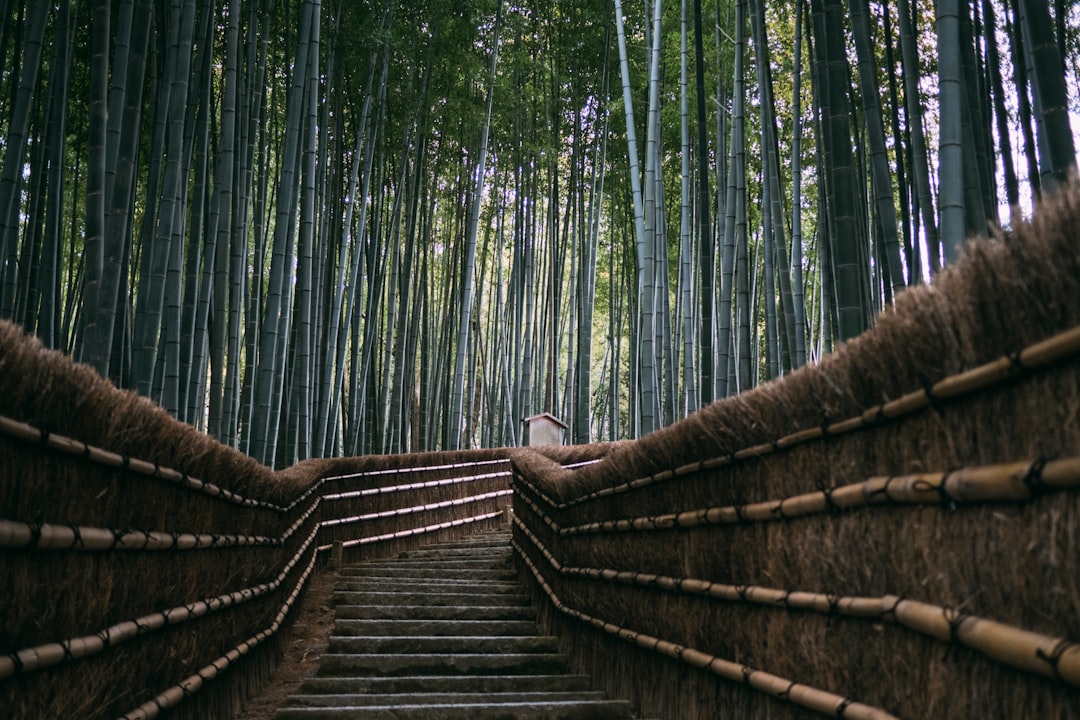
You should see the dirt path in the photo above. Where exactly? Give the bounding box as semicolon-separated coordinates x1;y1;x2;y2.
232;569;339;720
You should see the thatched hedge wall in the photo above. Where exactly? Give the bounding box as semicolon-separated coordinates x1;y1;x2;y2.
512;188;1080;718
0;323;519;719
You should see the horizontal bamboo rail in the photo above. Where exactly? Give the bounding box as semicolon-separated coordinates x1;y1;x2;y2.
0;414;291;512
563;323;1080;508
0;496;322;552
512;510;1080;689
322;469;512;502
320;489;512;528
1;524;320;679
321;509;505;552
322;459;510;482
511;526;898;720
117;548;319;720
511;455;1080;537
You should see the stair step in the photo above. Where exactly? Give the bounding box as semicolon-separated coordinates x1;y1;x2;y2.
282;691;607;707
298;674;594;695
398;546;512;559
340;567;518;580
334;604;535;621
318;652;571;677
274;700;633;719
333;590;532;607
358;557;512;569
336;579;524;594
327;635;560;654
332;619;540;637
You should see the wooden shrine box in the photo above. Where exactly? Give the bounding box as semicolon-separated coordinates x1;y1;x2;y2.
523;412;568;446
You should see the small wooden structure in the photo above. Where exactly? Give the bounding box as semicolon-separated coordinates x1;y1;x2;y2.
523;413;567;446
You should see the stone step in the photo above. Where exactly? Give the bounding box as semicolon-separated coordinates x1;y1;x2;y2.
274;699;635;716
334;604;535;621
397;546;512;559
356;556;513;569
327;635;560;655
336;579;524;594
340;566;518;581
332;619;540;637
333;590;532;607
318;652;571;677
298;674;593;695
282;691;607;708
274;700;633;720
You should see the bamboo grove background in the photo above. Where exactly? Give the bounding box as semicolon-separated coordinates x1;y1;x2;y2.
0;0;1077;465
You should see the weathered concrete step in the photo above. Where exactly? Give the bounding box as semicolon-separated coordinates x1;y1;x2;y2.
335;604;535;621
327;635;560;655
359;553;512;565
397;546;512;559
336;578;524;594
298;674;593;695
332;619;540;637
333;590;531;607
340;567;517;580
433;535;511;548
318;652;570;677
274;700;632;719
282;691;607;708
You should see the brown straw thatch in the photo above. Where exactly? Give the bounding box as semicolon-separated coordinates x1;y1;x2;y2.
513;185;1080;719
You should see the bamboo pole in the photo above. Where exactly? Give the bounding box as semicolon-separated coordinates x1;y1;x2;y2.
547;455;1078;535
560;322;1080;508
320;489;512;528
0;525;320;679
116;549;318;720
511;514;1080;689
0;497;321;551
512;532;899;720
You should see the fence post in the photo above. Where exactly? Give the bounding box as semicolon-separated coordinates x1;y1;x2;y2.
330;541;344;570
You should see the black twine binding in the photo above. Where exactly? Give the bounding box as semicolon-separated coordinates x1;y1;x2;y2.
921;378;945;416
1035;638;1074;683
1022;456;1050;498
836;697;853;718
942;606;966;660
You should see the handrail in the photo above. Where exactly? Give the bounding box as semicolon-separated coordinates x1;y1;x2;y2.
511;526;898;720
561;323;1080;508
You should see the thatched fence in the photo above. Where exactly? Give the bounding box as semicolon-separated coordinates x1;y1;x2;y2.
0;324;549;719
512;188;1080;718
3;188;1080;719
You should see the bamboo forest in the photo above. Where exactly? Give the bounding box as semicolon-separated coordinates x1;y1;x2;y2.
0;0;1076;467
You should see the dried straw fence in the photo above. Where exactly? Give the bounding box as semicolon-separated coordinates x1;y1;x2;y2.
511;188;1080;718
0;319;570;718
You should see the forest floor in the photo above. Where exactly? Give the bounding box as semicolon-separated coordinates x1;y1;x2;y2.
232;569;339;720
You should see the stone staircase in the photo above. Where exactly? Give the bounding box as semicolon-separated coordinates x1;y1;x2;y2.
274;530;638;720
